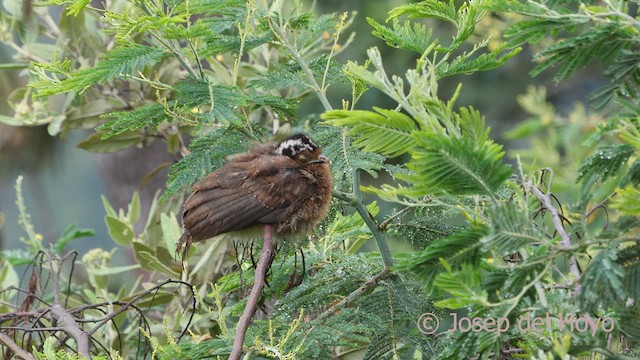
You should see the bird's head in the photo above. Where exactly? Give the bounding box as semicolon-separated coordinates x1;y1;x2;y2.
276;134;330;165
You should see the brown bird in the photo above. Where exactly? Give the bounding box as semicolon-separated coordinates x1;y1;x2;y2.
177;133;333;255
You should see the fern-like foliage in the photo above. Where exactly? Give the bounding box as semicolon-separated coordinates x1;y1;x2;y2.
481;203;545;255
312;125;387;191
367;18;433;54
34;44;168;96
97;104;167;139
404;132;511;196
580;242;627;311
483;0;640;108
396;223;486;293
577;144;636;184
322;108;417;157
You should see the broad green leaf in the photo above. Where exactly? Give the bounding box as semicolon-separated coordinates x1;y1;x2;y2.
161;212;182;252
128;191;141;225
77;131;143;153
0;114;22;126
133;242;179;276
105;216;134;246
86;264;141;276
101;194;117;218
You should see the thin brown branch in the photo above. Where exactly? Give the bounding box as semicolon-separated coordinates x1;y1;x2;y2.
529;173;582;293
230;224;275;360
47;251;91;358
87;279;194;337
585;192;617;219
317;267;390;321
0;332;35;360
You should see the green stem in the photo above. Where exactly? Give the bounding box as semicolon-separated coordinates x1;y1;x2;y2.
333;190;395;269
268;18;332;111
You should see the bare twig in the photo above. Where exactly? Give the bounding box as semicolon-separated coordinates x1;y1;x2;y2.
317;268;390;321
0;332;35;360
230;224;275;360
47;251;91;358
585;191;617;219
529;169;582;293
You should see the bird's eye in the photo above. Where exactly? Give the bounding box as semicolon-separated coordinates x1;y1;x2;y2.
296;153;310;162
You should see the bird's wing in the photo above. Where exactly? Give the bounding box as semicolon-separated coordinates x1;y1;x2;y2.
181;159;313;242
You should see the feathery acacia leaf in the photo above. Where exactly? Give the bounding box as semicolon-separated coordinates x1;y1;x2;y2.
404;132;511;196
367;18;433;54
580;244;626;310
98;104;167;139
577;144;635;184
322;108;417;157
35;44;167;96
481;204;544;255
313;125;387;191
396;224;486;292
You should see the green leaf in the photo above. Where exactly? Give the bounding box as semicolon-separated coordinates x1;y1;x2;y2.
35;44;168;96
367;18;433;54
128;191;141;224
101;194;117;218
77;131;143;152
0;63;29;69
53;224;95;253
0;114;22;126
97;104;167;139
174;79;247;124
396;223;486;292
160;213;182;252
404;132;512;196
437;46;521;77
322;107;418;157
481;204;544;255
577;144;636;184
67;0;90;15
133;242;179;276
611;185;640;215
86;264;141;276
503;118;546;140
580;244;626;309
433;260;488;309
312;125;387;191
105;216;134;246
389;0;458;24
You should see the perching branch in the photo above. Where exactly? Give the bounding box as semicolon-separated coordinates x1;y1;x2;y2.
529;169;582;293
230;224;276;360
48;250;91;358
0;332;35;360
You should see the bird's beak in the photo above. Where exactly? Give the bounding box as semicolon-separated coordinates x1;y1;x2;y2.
311;154;331;164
